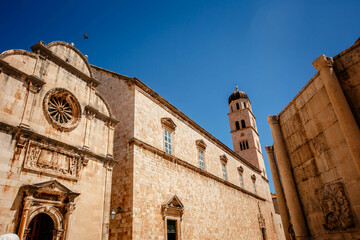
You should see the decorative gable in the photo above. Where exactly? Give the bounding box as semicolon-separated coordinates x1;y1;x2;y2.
196;139;207;150
22;180;80;202
220;154;228;164
161;117;177;131
162;195;184;220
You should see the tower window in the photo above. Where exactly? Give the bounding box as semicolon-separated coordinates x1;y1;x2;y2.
231;106;233;112
235;121;240;130
241;120;246;128
240;140;249;151
243;102;247;108
236;103;239;110
164;129;172;154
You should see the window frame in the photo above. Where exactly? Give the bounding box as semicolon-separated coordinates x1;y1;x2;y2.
196;139;207;170
164;128;173;155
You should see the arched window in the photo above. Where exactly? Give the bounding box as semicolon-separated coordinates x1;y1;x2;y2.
243;102;247;108
245;140;249;149
236;103;239;110
231;106;233;112
235;121;240;130
241;120;246;128
240;142;243;151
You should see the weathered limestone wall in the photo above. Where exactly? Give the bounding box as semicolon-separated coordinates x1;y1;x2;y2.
133;87;270;199
130;86;277;239
0;42;116;240
132;144;277;240
93;67;135;240
275;41;360;239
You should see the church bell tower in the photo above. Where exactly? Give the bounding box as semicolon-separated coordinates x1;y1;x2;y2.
227;86;266;175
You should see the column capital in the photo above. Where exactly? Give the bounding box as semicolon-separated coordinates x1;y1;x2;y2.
267;115;279;125
313;54;334;71
265;146;274;154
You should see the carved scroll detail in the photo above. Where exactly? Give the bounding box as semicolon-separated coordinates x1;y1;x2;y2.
317;182;354;231
23;141;81;180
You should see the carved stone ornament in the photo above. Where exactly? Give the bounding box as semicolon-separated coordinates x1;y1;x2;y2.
220;154;228;164
195;139;207;151
257;203;266;228
162;195;184;220
312;54;334;71
161;117;177;132
316;182;354;231
43;88;81;132
267;115;279;125
23;140;81;180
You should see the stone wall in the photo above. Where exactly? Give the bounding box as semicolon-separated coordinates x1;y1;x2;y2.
274;41;360;239
93;67;135;240
95;64;278;239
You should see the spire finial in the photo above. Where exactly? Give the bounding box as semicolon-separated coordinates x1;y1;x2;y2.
235;84;238;91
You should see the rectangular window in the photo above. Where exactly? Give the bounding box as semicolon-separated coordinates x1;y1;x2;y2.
222;163;227;181
239;174;244;188
199;150;204;170
164;129;172;154
253;181;257;194
167;220;177;240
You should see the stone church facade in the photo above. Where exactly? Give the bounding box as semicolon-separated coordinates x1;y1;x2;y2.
266;39;360;240
0;40;280;240
0;41;118;240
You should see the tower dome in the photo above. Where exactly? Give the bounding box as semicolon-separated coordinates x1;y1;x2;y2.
228;86;249;104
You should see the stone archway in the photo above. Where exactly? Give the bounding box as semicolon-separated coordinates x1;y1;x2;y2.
17;180;79;240
25;206;64;240
26;213;54;240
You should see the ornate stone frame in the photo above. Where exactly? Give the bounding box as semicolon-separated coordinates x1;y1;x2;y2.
162;195;184;240
17;180;80;240
43;88;82;132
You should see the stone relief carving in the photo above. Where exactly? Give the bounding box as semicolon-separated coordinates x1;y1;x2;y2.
317;182;354;231
23;141;81;180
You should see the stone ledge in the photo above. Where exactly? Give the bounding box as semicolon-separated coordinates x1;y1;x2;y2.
129;137;266;201
0;121;116;165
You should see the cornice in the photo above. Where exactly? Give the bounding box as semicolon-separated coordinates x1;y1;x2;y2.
84;105;119;126
230;126;259;136
91;65;261;173
129;137;266;201
0;59;46;91
31;42;100;87
227;107;256;120
0;121;116;165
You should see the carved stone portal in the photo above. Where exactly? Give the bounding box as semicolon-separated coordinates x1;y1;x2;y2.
317;182;354;231
23;141;81;180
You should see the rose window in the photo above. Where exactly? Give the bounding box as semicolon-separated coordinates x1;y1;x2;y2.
43;89;81;131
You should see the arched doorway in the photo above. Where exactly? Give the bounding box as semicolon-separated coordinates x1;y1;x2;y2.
26;213;54;240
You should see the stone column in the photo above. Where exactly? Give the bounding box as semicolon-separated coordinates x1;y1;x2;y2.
267;115;309;239
18;196;33;240
62;202;75;240
83;109;95;149
102;162;114;240
106;121;115;158
19;76;45;129
313;55;360;175
265;145;291;240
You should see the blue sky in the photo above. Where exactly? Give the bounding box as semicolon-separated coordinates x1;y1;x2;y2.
1;0;359;192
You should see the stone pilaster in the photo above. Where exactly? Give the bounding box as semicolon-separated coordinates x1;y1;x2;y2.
265;145;291;240
267;115;309;239
313;54;360;175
